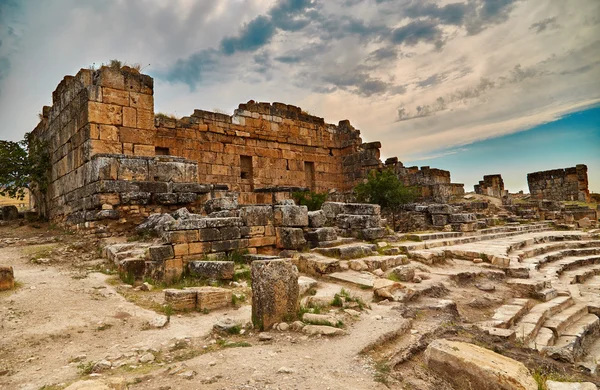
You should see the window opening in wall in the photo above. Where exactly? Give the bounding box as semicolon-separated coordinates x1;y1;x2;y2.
304;161;315;191
241;155;253;180
155;147;170;156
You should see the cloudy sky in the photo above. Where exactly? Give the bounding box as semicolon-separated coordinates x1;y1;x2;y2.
1;0;599;192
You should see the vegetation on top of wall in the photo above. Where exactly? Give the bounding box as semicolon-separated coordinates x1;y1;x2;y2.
155;112;178;120
292;191;328;211
354;169;418;208
0;132;50;216
88;59;145;72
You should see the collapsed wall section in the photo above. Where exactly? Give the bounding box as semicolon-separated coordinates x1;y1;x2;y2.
527;165;590;202
474;174;507;198
384;158;465;203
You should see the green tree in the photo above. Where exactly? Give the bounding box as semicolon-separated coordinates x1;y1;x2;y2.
0;133;50;215
354;169;418;230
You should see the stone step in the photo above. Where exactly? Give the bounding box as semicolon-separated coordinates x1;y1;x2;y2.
294;254;340;276
531;327;555;350
490;298;534;329
506;232;586;253
314;243;377;260
540;255;600;280
327;270;377;288
404;231;463;241
506;278;552;296
513;296;574;344
550;314;600;362
515;240;600;261
561;264;600;284
347;255;408;272
544;304;589;336
533;288;559;302
396;227;554;252
527;249;600;271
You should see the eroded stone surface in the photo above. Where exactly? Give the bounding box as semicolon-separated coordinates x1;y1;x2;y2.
251;259;299;330
424;339;537;390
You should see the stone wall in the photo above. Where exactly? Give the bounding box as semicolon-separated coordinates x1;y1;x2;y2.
29;66;386;225
153;103;379;203
384;158;465;203
527;165;590;202
29;66;213;230
474;174;507;198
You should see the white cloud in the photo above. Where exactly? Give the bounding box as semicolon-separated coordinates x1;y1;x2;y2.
0;0;598;174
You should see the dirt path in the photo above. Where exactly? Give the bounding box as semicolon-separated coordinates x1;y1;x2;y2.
0;237;400;390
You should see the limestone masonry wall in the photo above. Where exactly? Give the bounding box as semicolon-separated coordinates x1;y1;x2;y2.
384;158;465;203
30;66;465;226
474;174;506;198
527;165;590;202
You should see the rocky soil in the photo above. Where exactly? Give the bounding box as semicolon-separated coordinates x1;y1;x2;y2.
0;221;598;389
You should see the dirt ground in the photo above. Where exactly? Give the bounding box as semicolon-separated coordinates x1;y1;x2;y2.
0;223;399;390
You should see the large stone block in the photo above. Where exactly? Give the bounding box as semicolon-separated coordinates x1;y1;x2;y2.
205;196;238;214
118;158;149;181
172;183;211;193
0;265;15;291
186;286;232;311
204;217;244;228
321;202;345;220
341;203;381;215
120;192;151;205
427;204;454;215
432;214;448;226
273;205;308;227
164;289;197;310
449;213;477;223
360;228;386;240
188;261;234;280
148;245;174;262
335;214;381;229
276;227;307;249
308;210;327;228
240;205;274;226
211;239;245;252
306;227;337;243
153;193;178;205
424;339;537;390
2;206;19;221
251;259;299;330
148;160;187;182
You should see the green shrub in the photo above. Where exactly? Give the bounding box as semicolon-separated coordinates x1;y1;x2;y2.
292;191;328;211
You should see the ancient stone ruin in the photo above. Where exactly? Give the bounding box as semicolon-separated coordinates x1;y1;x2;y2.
29;65;466;231
385;157;465;203
528;165;591;202
474;174;507;198
2;64;599;390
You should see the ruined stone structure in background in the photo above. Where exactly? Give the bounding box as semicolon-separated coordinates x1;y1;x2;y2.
527;165;590;203
474;174;507;198
30;66;466;228
384;158;465;203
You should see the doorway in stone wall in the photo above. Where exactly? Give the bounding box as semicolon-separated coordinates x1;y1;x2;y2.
304;161;315;191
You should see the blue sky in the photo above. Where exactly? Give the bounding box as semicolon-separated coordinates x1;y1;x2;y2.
403;106;600;193
0;0;599;194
